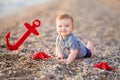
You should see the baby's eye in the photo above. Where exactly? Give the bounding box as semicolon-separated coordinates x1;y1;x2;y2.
66;25;69;27
58;25;62;28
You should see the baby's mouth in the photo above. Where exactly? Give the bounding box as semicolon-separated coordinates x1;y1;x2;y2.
61;31;67;33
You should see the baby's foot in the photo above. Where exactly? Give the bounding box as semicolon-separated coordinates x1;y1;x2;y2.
87;40;98;56
88;40;97;48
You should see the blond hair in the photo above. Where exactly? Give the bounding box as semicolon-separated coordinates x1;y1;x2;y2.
56;14;74;24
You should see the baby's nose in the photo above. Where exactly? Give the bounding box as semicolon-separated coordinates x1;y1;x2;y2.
61;26;65;29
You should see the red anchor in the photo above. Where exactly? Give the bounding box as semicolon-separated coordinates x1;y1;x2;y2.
5;19;40;51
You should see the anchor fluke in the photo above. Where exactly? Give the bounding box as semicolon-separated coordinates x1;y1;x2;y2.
5;32;18;50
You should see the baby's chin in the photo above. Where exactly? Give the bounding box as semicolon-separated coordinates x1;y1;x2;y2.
61;34;69;38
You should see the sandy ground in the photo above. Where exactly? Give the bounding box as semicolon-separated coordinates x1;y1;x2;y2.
0;0;120;80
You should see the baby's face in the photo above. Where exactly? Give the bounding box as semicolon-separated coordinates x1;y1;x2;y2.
56;19;73;38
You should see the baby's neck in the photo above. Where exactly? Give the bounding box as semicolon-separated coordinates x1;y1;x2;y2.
61;36;66;40
61;33;72;40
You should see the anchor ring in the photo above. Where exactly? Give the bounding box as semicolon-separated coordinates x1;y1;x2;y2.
32;19;40;27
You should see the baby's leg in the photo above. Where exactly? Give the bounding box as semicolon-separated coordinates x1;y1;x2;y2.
86;40;97;56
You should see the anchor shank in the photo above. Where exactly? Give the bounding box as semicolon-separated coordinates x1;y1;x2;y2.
14;30;31;48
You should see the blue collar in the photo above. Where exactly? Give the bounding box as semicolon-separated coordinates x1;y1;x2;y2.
59;33;73;41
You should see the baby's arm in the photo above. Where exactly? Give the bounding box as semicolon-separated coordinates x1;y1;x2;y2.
66;49;78;64
55;46;63;59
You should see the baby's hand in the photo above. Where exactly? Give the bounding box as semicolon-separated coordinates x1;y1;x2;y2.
58;59;66;64
55;56;63;60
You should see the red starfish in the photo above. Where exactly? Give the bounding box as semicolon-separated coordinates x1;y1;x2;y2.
32;52;51;60
93;62;114;71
